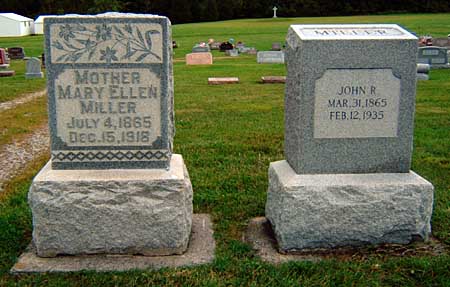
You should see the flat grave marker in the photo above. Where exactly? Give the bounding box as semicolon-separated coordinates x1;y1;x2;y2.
208;77;239;85
257;51;285;64
186;52;213;65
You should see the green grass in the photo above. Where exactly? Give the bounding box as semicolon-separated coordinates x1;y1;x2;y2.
0;60;46;103
1;14;450;286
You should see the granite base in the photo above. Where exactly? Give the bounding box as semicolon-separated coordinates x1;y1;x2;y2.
265;160;434;252
11;214;214;273
29;154;193;257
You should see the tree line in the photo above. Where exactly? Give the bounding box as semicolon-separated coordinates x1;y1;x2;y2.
3;0;450;23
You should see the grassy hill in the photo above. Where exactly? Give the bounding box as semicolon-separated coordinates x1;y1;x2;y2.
0;14;449;286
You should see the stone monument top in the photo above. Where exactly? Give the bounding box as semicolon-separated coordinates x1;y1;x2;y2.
45;13;174;169
284;24;418;174
291;24;417;40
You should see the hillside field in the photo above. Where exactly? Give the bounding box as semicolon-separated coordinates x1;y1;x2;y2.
0;14;449;286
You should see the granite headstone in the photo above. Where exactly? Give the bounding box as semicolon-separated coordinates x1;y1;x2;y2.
28;13;193;258
266;24;434;252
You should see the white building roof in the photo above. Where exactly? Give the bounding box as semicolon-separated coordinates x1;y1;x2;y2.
35;15;56;23
0;13;33;22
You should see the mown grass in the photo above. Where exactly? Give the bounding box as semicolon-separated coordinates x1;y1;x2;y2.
0;60;46;103
0;14;449;285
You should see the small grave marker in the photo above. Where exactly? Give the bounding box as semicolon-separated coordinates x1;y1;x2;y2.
186;52;213;65
208;77;239;85
7;47;25;59
257;51;285;63
261;76;286;83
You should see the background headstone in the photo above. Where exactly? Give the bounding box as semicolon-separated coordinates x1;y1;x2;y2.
0;48;9;68
208;77;239;85
219;42;233;51
7;47;25;59
209;42;221;50
266;24;434;252
186;52;213;65
432;37;450;48
225;49;239;56
257;51;285;63
25;57;44;78
192;43;210;53
28;13;193;258
271;42;282;51
0;48;15;76
418;46;448;67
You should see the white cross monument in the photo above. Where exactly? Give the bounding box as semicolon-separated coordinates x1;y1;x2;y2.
272;6;278;18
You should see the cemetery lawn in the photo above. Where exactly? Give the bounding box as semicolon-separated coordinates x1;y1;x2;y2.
1;13;450;286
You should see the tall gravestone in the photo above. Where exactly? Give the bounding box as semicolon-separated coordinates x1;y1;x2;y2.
29;13;193;257
266;24;434;251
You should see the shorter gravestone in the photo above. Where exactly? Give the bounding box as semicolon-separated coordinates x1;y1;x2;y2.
208;77;239;85
418;46;448;67
219;42;233;51
257;51;285;64
8;47;25;59
271;42;282;51
186;52;213;65
25;57;44;79
192;43;210;53
225;49;239;57
210;42;221;50
261;76;286;83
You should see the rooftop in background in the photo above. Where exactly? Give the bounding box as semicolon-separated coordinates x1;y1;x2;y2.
0;13;33;22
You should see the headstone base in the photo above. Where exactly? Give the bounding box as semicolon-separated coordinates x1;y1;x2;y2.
265;160;434;252
0;70;15;77
25;72;44;79
29;154;193;257
11;214;214;273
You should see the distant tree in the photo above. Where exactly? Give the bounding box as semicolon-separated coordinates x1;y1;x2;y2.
87;0;123;13
169;0;192;23
206;0;219;21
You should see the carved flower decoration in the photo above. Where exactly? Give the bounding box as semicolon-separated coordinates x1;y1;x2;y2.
99;46;118;63
83;38;96;51
95;24;112;41
58;24;76;41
